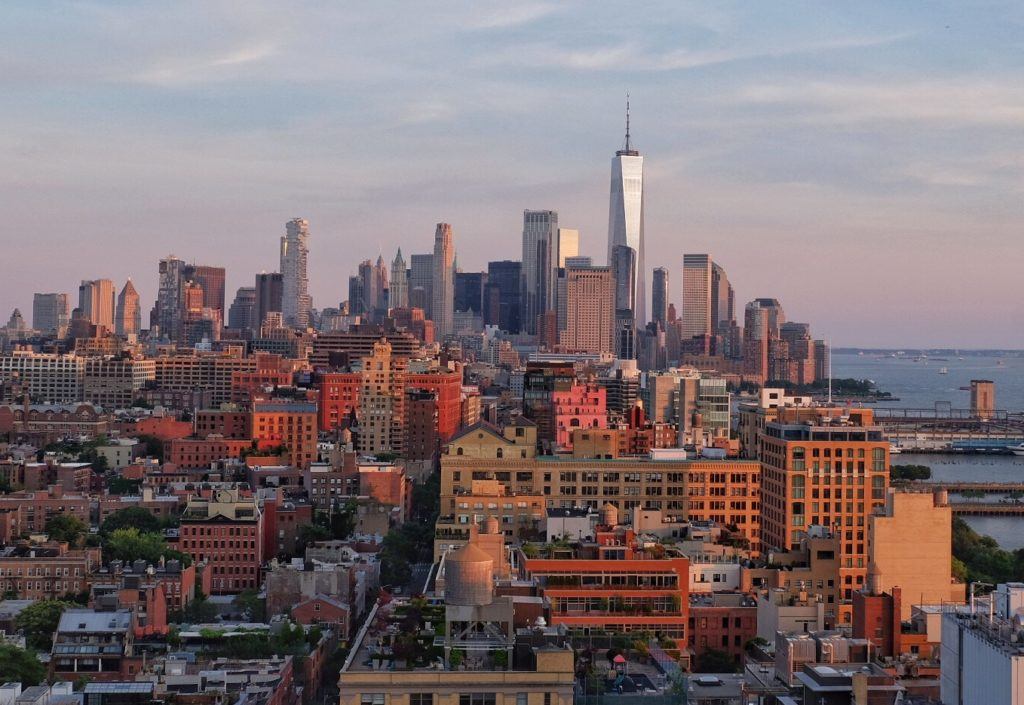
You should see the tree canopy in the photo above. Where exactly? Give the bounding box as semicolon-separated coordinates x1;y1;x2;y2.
100;507;161;537
45;514;88;545
15;600;75;650
104;527;190;566
0;644;46;684
952;517;1024;585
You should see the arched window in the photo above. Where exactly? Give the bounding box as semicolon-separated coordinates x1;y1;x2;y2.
456;447;464;456
496;448;504;459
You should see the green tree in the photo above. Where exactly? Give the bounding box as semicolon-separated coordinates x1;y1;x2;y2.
100;507;161;537
891;464;932;481
44;514;88;545
0;644;46;684
15;600;75;650
234;589;266;622
107;476;143;495
694;648;739;674
137;434;165;461
296;523;331;554
104;527;190;566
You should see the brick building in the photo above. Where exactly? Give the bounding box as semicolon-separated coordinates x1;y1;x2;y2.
252;401;318;469
315;371;360;432
0;541;101;600
179;489;263;594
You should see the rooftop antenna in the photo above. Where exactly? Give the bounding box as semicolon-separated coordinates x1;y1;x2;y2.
624;92;632;152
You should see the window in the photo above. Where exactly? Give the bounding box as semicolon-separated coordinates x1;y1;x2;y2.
460;695;496;705
517;694;528;705
411;695;433;705
361;695;385;705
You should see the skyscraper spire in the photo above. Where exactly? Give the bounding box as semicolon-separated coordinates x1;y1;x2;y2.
624;92;631;152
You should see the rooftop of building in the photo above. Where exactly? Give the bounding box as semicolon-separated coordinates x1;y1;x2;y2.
56;609;132;634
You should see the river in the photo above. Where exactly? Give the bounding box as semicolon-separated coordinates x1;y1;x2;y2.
833;350;1024;549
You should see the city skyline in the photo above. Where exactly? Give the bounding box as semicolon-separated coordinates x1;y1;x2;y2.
2;2;1022;347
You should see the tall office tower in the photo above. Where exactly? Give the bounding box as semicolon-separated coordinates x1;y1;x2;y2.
156;256;187;341
485;260;521;333
607;98;645;327
431;223;455;337
228;287;257;330
78;279;115;330
355;260;376;314
32;293;70;338
710;262;734;333
555;228;579;267
559;265;615;355
184;265;226;319
743;300;770;381
115;279;141;337
521;210;558;335
752;298;785;338
279;218;312;327
373;255;389;311
680;254;713;340
454;271;486;313
389;249;409;309
347;275;364;316
254;272;283;330
409;254;434;315
651;267;668;327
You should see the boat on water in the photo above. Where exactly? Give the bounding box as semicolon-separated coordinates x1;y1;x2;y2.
1009;444;1024;457
890;444;902;455
938;367;948;375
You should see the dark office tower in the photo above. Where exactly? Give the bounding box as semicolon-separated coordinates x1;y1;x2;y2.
710;262;734;333
521;210;558;335
254;272;283;329
454;272;486;313
431;223;456;338
348;275;364;316
373;255;389;310
615;312;636;361
651;267;668;328
228;287;257;330
611;244;636;317
409;254;434;318
157;256;187;341
357;260;375;314
184;265;226;318
485;260;522;333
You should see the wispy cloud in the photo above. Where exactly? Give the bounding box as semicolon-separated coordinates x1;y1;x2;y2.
461;3;558;30
734;79;1024;127
133;41;280;86
480;32;913;72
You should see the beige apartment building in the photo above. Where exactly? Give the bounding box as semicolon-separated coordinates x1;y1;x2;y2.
558;265;615;355
867;489;966;619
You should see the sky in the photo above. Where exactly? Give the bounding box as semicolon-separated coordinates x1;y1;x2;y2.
1;1;1022;348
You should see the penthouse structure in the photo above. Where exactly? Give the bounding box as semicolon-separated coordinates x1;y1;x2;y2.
520;524;690;647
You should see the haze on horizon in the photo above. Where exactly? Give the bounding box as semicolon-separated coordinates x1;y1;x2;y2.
1;1;1022;348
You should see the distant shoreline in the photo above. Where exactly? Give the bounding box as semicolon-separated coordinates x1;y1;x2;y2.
835;348;1023;356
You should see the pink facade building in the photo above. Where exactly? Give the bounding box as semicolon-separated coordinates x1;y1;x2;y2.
553;384;607;451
